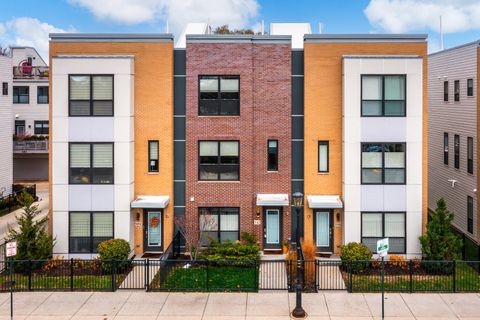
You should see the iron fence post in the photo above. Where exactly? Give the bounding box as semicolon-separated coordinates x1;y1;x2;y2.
70;258;74;291
27;260;32;291
452;260;456;293
409;260;413;293
206;260;209;291
111;259;116;292
349;261;353;293
146;259;150;291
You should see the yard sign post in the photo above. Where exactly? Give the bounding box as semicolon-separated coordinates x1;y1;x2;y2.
6;241;17;320
377;238;389;320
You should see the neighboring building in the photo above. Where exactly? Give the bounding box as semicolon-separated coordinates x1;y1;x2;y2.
428;41;480;260
11;47;49;181
0;54;13;196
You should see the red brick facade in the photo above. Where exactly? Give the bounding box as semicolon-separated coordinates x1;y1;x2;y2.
185;41;292;248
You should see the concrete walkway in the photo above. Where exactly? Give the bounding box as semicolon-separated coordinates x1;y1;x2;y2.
1;291;480;319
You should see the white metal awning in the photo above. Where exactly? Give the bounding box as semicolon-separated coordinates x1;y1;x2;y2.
256;194;289;206
131;195;170;209
307;195;343;209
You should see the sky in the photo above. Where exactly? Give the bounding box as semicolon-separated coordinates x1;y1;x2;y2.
1;0;480;60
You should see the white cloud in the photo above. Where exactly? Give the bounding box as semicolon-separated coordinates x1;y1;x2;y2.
69;0;260;33
365;0;480;33
0;17;72;61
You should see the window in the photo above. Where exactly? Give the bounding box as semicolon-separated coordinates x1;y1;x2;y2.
443;133;449;165
15;120;25;135
148;140;159;172
69;75;113;116
13;86;29;104
467;137;473;174
454;135;460;169
361;143;406;184
467;79;474;97
362;212;406;253
454;80;460;101
199;76;239;115
467;196;473;234
69;212;113;253
444;81;449;101
2;82;7;96
34;121;49;135
69;143;114;184
199;141;239;181
199;207;239;244
267;140;278;171
37;86;49;104
318;141;329;173
361;75;406;116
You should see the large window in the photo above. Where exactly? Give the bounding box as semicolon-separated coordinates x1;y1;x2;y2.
148;140;159;173
361;212;406;254
267;140;278;171
69;212;113;253
199;76;239;115
69;143;114;184
318;141;329;173
199;207;239;244
361;75;406;116
361;143;406;184
444;81;449;101
13;86;29;104
444;133;449;165
199;141;239;181
69;75;113;116
467;196;473;234
37;86;49;104
34;121;49;135
2;82;7;96
467;79;474;97
454;80;460;101
454;135;460;169
467;137;473;174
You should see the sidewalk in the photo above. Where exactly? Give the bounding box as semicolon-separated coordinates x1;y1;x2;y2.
1;291;479;319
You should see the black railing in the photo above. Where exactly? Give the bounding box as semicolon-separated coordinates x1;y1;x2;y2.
0;184;37;217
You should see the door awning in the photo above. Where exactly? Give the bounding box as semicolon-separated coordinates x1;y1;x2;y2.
256;194;289;206
307;195;343;209
131;195;170;209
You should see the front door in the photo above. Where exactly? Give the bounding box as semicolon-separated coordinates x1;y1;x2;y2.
143;210;163;252
263;208;282;249
314;210;333;252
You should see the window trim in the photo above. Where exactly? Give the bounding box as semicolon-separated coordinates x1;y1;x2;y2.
198;140;240;181
13;86;29;104
454;134;460;169
454;80;460;102
198;207;240;244
267;139;279;172
34;120;49;135
148;140;159;173
467;79;474;97
443;132;449;165
361;74;407;117
444;80;449;102
37;86;49;104
68;74;114;117
2;82;7;96
467;196;473;234
361;211;406;254
361;142;407;185
318;141;329;173
68;142;115;185
68;211;114;254
198;75;240;116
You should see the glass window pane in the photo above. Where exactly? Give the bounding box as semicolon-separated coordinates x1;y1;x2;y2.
93;213;113;237
220;78;239;92
362;76;382;100
93;101;113;116
220;231;238;242
362;169;382;183
220;141;239;156
362;152;382;168
384;76;405;100
385;169;405;184
200;78;218;92
220;211;239;231
362;213;382;237
70;212;91;237
362;238;379;253
199;141;218;156
92;76;113;100
70;76;90;100
93;144;113;168
385;214;405;237
199;213;218;231
385;152;405;168
384;101;405;116
149;141;159;160
388;238;405;253
70;144;91;168
70;101;90;116
219;165;239;180
319;144;328;172
362;101;382;116
199;165;218;180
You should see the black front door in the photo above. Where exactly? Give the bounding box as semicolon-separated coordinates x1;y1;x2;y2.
143;209;163;252
263;207;282;250
314;209;334;253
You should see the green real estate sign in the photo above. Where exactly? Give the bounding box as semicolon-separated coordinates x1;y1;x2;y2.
376;238;389;257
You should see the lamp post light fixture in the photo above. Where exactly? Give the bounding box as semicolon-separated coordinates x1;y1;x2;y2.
291;192;306;318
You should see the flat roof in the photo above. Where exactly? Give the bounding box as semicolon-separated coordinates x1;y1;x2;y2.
305;34;427;43
49;33;174;42
186;34;291;44
429;39;480;57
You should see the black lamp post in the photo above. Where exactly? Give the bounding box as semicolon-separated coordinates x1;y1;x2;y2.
291;192;306;318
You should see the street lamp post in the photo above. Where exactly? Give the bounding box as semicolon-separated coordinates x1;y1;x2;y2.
291;192;306;318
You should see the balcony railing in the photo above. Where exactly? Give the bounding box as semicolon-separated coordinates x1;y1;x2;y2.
13;66;49;79
13;140;49;153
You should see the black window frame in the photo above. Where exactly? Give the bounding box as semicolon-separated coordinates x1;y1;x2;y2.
69;142;114;185
361;74;407;117
14;120;25;135
467;137;473;174
198;207;240;244
2;82;7;96
467;196;473;234
361;142;406;185
443;132;449;165
454;134;460;169
34;120;49;135
13;86;29;104
37;86;49;104
198;75;240;116
454;80;460;102
69;211;114;253
318;140;329;173
444;81;449;101
198;140;240;181
361;212;406;254
68;74;114;117
148;140;159;173
267;139;278;172
467;79;474;97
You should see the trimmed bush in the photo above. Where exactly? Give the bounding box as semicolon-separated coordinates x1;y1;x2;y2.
97;239;131;272
198;240;260;261
340;242;372;273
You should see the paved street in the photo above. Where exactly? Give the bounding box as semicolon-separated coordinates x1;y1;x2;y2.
0;291;479;319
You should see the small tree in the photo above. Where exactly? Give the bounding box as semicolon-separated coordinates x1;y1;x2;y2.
6;191;54;260
213;24;256;35
419;198;462;261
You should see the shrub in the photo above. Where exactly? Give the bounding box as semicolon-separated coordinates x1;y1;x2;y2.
198;240;260;261
340;242;372;273
97;239;131;272
241;232;257;245
301;239;317;290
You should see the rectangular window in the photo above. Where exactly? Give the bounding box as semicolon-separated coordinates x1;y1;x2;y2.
69;143;114;184
361;212;406;254
467;79;474;97
318;141;329;173
267;140;278;171
69;75;113;116
34;121;49;135
148;140;159;173
199;207;239;244
361;75;406;116
444;81;449;101
454;134;460;169
15;120;25;135
2;82;7;95
199;141;239;181
37;86;49;104
467;196;473;234
361;143;406;184
467;137;473;174
444;133;449;165
69;211;113;253
13;86;29;104
454;80;460;101
199;76;239;115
